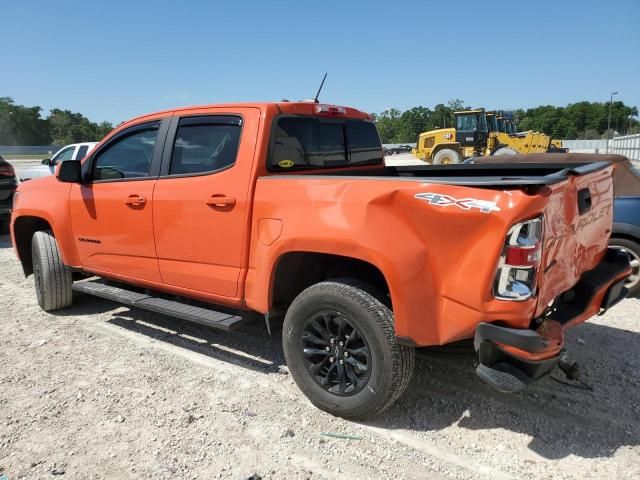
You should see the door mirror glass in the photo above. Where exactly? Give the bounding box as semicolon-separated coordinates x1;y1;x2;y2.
41;158;51;165
57;160;83;183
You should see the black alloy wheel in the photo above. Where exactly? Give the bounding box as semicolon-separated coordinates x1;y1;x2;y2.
301;310;371;396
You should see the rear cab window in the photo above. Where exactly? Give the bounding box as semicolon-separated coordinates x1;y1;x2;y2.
269;117;382;171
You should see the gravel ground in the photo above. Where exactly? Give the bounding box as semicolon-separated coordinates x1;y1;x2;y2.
0;233;639;480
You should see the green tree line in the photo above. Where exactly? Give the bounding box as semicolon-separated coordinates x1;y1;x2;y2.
0;97;113;146
374;99;639;144
2;96;638;146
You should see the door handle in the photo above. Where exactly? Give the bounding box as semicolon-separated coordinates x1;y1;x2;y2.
124;194;146;206
577;188;591;215
206;195;236;208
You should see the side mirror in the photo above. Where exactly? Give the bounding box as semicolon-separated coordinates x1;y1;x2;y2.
41;158;52;165
57;160;83;183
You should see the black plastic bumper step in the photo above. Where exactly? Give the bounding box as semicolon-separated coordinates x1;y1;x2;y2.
475;363;526;393
72;281;246;331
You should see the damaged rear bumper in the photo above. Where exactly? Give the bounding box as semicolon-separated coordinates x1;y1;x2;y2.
474;247;631;393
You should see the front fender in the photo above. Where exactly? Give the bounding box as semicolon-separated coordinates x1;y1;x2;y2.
10;176;80;268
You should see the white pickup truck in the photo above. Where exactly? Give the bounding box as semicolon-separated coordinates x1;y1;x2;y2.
18;142;97;181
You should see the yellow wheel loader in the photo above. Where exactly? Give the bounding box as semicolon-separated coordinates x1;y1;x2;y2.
487;113;553;155
412;109;488;164
411;110;563;163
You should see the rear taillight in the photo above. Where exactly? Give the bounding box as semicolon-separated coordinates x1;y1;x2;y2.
314;104;347;116
494;216;543;301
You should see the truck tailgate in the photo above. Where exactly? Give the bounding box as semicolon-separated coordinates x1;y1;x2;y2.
536;163;615;316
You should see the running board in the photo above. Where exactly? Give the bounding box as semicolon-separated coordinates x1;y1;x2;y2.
72;281;246;331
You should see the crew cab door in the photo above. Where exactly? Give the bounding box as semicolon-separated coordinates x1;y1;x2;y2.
152;108;260;299
69;119;169;282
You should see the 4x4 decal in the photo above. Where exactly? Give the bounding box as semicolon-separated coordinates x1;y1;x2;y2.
415;192;500;213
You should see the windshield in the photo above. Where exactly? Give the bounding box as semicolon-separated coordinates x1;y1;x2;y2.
487;116;497;132
477;113;488;132
269;117;382;170
456;114;477;131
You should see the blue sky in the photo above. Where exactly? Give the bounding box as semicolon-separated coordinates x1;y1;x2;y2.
2;0;639;124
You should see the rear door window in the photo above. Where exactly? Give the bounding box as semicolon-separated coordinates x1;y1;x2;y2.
269;117;382;171
346;121;384;164
169;116;241;175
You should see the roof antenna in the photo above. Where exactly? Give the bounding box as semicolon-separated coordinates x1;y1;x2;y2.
313;73;327;103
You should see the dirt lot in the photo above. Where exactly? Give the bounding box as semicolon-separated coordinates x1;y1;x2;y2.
0;234;639;480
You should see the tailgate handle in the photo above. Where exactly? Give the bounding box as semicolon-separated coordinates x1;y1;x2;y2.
577;188;592;215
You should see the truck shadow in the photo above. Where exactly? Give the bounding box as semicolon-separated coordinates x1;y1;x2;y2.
60;293;285;375
370;318;640;460
60;293;639;461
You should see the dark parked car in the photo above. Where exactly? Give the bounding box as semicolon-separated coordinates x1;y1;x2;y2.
469;153;640;296
383;145;413;156
0;154;18;232
609;192;640;297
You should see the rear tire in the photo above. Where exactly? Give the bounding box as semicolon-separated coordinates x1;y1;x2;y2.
609;237;640;297
32;230;73;311
433;148;461;165
282;280;414;420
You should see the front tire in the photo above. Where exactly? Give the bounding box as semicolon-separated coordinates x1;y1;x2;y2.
32;230;73;311
282;280;414;420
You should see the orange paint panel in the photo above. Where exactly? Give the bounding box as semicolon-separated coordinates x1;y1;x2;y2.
535;166;614;316
69;180;161;283
258;218;283;246
10;176;81;267
245;176;546;345
152;107;261;298
158;259;240;298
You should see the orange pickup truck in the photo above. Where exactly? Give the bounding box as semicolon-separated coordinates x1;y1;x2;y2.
10;102;631;419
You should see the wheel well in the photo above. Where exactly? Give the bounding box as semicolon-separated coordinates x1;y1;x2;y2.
13;216;52;276
271;252;391;312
